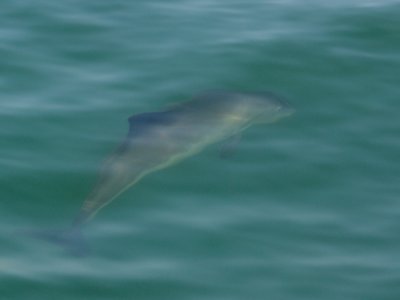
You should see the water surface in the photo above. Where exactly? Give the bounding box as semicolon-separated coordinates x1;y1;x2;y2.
1;0;399;299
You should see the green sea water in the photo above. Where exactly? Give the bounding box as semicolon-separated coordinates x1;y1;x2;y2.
1;0;400;299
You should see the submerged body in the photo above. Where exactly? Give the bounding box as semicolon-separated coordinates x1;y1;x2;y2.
73;91;294;227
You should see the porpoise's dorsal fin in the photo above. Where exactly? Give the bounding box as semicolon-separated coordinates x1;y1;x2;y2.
127;111;172;136
115;111;173;154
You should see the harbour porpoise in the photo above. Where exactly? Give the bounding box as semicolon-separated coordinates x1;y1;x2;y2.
30;90;294;254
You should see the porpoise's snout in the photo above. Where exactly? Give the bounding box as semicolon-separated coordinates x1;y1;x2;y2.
278;100;295;117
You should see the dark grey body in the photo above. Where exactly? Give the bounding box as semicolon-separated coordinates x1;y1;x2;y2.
74;91;294;226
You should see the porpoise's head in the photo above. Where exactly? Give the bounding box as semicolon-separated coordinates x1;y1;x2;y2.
240;91;294;123
187;90;294;124
209;91;294;124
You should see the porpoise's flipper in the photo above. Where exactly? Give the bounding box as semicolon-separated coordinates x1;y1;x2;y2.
219;133;242;159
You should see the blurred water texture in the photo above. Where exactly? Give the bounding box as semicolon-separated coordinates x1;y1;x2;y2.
1;0;399;299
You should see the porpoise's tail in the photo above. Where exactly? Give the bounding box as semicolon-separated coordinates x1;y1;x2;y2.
22;225;87;256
